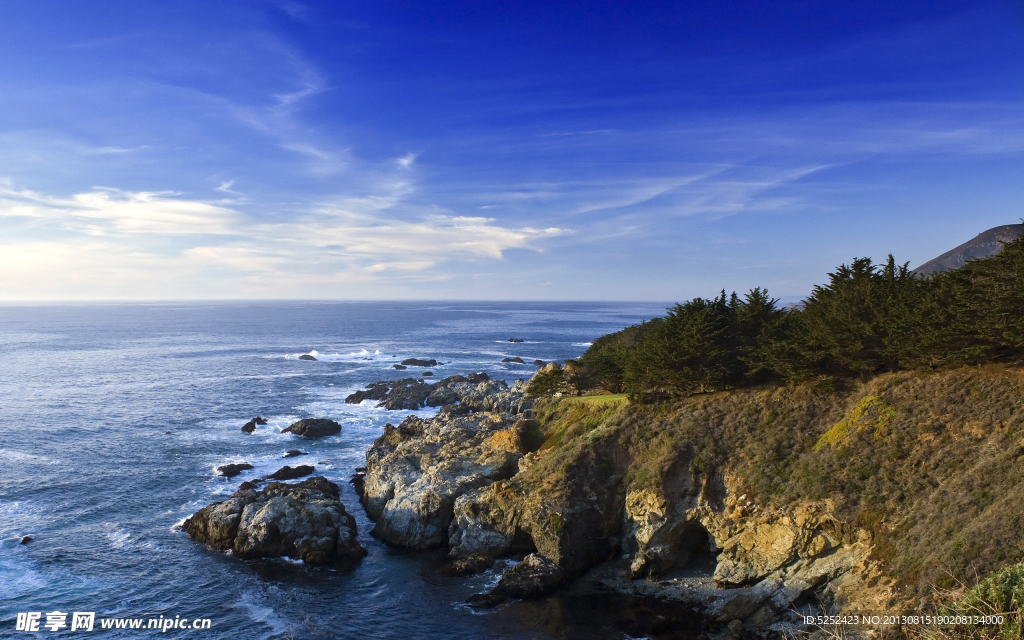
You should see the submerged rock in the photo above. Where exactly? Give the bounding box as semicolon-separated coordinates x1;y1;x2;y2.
282;418;341;438
507;338;524;343
183;477;365;565
267;465;314;480
401;358;437;367
217;463;254;478
241;416;268;433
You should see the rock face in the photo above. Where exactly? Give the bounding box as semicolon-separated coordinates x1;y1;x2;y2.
361;413;527;548
217;463;254;478
299;354;317;361
267;465;314;480
401;358;437;367
183;477;365;565
357;374;534;550
282;418;341;438
241;417;268;433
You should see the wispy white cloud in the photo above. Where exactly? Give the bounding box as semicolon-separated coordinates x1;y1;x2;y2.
0;181;569;299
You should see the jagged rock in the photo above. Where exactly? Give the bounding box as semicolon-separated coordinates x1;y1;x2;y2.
299;354;317;361
283;450;307;458
361;412;525;549
182;477;365;565
267;465;314;480
382;378;432;410
241;416;268;433
468;553;564;606
345;381;391;404
393;364;407;370
282;418;342;438
496;553;565;597
217;463;254;478
401;358;437;367
441;554;494;576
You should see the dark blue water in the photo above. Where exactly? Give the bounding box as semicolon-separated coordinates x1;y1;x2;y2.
0;301;670;639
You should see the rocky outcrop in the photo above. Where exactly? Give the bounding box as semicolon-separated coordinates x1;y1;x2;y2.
502;357;525;364
241;417;268;433
183;477;365;565
361;413;526;548
281;418;341;438
217;463;254;478
345;378;432;410
267;465;314;480
425;376;530;414
401;358;437;367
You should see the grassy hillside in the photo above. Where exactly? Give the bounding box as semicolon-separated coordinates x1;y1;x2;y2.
522;364;1024;603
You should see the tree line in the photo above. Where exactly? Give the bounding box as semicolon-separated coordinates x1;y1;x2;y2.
537;234;1024;399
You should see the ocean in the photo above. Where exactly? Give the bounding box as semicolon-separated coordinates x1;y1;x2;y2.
0;301;681;639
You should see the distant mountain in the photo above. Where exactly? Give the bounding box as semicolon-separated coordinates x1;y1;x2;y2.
914;224;1023;275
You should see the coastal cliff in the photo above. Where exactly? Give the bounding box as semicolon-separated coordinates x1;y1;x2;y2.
356;365;1024;635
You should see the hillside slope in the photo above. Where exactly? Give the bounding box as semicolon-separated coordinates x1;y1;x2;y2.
448;364;1024;624
914;224;1023;275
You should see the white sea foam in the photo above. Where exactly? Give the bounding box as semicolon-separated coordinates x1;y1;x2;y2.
0;449;57;465
0;557;47;600
283;348;389;362
572;342;593;347
232;595;291;638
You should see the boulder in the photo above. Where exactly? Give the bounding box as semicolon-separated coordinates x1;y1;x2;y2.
283;450;307;458
20;535;32;545
533;360;545;366
509;357;524;364
401;358;437;367
393;364;407;370
282;418;341;438
495;553;565;597
467;553;564;607
267;465;314;480
421;371;433;377
241;416;268;433
183;477;365;565
217;463;254;478
299;354;317;361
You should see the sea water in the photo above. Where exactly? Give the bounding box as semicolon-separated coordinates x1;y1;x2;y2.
0;301;690;639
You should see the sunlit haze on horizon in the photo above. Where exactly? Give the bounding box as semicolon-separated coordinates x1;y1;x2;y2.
0;1;1021;301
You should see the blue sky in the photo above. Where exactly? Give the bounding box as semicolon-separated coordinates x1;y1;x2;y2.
0;0;1021;300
